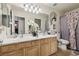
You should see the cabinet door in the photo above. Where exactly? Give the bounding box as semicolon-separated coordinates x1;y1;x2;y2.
16;49;24;56
27;46;40;56
1;49;24;56
40;44;50;56
1;44;16;53
50;38;57;54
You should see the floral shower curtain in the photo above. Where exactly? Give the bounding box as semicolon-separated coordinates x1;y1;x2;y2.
65;9;79;50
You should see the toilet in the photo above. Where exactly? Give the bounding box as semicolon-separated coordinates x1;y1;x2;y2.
57;33;69;50
58;39;69;50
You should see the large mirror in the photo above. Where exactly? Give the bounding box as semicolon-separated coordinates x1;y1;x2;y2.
1;4;25;36
0;3;47;37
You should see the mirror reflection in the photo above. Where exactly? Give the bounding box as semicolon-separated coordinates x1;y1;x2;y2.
0;3;57;38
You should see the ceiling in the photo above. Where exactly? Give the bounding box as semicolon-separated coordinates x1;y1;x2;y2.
11;3;79;15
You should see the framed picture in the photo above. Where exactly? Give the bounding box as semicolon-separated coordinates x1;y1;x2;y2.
35;18;41;30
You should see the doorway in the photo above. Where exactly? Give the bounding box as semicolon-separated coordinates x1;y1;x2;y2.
15;21;18;34
15;16;25;34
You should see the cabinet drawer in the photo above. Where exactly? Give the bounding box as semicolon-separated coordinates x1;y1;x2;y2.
17;41;32;49
40;38;49;45
1;44;16;53
31;40;40;46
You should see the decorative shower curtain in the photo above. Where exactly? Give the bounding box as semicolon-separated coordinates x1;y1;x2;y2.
65;9;79;50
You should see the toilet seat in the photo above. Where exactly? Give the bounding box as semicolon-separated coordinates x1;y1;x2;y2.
59;39;69;45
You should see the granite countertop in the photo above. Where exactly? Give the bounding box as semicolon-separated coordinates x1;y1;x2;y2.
0;34;57;46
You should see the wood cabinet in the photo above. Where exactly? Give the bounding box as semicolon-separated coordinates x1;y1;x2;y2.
40;39;50;56
24;48;27;56
0;43;24;56
1;49;24;56
0;37;57;56
1;44;16;54
40;44;50;56
27;40;40;56
50;37;58;54
17;41;32;49
27;46;40;56
31;40;40;46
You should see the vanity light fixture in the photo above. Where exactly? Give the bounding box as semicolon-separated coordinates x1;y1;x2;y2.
24;3;42;14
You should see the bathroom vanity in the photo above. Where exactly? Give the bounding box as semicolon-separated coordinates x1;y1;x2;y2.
0;4;58;56
0;34;58;56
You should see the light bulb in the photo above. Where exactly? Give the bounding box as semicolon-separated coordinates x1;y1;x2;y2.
25;8;28;11
34;7;37;11
25;4;29;8
39;8;41;12
36;11;39;14
33;10;35;13
30;5;33;9
29;9;32;12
